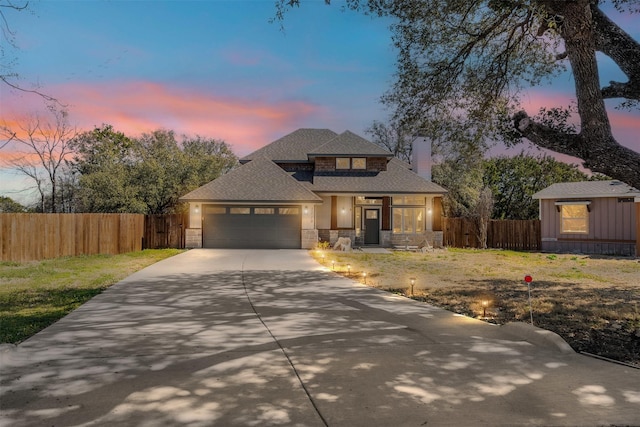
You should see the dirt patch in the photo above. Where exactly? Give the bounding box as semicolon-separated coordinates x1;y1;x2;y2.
315;248;640;367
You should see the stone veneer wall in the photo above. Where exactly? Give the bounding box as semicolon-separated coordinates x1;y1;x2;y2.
301;229;318;249
317;229;443;249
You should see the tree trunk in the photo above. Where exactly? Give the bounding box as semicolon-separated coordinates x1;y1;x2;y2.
517;1;640;189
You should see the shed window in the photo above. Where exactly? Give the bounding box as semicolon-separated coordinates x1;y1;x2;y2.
560;205;588;233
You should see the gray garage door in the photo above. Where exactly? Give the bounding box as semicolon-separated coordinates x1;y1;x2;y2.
203;206;301;249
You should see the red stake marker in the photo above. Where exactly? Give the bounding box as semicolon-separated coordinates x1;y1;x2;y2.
524;275;533;324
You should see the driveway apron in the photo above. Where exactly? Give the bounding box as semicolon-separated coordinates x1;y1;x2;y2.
1;249;639;426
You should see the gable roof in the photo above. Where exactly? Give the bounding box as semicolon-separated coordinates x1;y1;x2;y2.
180;156;322;203
304;158;447;194
308;131;393;158
240;128;338;163
532;180;640;199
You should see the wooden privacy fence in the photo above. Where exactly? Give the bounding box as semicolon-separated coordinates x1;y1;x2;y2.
0;213;144;262
443;217;541;251
143;213;187;249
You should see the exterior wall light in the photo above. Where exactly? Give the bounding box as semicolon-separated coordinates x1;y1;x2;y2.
304;206;309;215
194;204;200;213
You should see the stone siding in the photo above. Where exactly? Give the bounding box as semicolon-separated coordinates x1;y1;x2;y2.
301;229;319;249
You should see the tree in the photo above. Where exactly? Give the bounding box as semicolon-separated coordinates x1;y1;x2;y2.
132;130;237;214
69;126;237;214
431;140;486;218
0;0;60;111
0;108;76;212
365;120;413;163
69;125;142;213
0;195;26;212
276;0;640;189
473;186;494;249
483;153;592;220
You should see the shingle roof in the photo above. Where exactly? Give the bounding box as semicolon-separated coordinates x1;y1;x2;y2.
240;129;338;163
532;180;640;199
180;156;322;203
308;131;393;157
303;158;447;194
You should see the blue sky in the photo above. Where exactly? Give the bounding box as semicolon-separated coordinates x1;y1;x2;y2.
1;0;638;204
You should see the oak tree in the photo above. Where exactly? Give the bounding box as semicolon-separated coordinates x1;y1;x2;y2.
277;0;640;188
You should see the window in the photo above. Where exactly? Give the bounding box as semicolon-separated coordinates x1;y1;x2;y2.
254;208;275;214
356;196;382;205
392;208;425;233
355;207;362;237
561;205;588;233
392;196;426;206
352;158;366;169
230;207;250;214
336;158;350;169
279;207;300;215
205;206;226;214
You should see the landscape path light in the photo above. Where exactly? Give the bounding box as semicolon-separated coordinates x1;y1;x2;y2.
525;275;534;325
362;271;367;284
332;260;335;271
410;277;416;296
321;253;325;264
347;264;351;276
482;300;489;318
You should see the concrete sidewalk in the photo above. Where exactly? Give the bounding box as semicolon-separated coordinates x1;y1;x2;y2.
1;249;639;426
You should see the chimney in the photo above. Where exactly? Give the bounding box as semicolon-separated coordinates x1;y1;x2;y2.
412;136;432;181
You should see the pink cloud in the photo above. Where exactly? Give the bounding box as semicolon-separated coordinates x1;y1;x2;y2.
1;80;326;156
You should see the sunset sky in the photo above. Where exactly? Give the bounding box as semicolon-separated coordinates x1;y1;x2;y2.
1;0;638;204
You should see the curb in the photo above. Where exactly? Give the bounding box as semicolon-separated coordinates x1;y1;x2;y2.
500;322;575;354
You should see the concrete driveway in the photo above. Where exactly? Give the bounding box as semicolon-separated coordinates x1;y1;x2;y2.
1;249;639;426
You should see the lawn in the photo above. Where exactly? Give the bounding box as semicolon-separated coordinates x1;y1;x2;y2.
314;248;640;367
0;249;183;344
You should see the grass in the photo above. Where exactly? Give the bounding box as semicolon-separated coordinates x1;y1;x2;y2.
313;248;640;366
0;249;183;344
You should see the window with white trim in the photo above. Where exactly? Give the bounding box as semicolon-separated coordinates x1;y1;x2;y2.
392;208;424;233
560;204;588;233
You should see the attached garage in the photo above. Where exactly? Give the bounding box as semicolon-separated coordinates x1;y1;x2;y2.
203;205;302;249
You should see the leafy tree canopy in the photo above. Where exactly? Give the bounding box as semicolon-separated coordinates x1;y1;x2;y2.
69;126;238;214
0;196;26;212
277;0;640;188
483;153;593;220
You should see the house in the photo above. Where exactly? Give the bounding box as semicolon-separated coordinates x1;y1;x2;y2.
532;180;640;256
179;129;447;249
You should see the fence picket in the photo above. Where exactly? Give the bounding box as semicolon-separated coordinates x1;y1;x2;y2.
444;217;541;251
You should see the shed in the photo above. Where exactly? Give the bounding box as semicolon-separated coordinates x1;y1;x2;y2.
532;180;640;256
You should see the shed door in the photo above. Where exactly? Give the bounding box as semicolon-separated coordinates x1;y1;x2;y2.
203;206;301;249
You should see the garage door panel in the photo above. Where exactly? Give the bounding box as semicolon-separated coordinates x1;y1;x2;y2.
203;206;301;249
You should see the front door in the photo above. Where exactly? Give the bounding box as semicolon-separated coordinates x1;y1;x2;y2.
364;209;380;245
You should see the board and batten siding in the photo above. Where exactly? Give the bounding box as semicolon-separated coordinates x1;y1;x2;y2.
540;197;637;256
